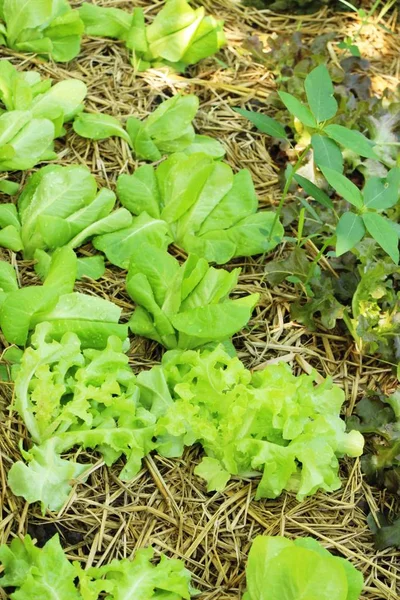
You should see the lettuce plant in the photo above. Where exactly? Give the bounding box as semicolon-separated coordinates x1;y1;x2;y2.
0;0;84;62
95;153;283;267
80;0;225;72
7;322;154;511
244;535;363;600
137;344;364;499
73;94;225;162
0;248;128;348
126;245;259;349
0;164;131;258
0;60;86;171
0;534;193;598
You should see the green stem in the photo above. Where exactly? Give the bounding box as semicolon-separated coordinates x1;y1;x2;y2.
268;144;311;243
304;237;333;285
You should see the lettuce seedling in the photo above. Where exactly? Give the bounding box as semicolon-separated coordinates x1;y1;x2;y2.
126;245;259;349
137;344;364;498
0;248;128;347
95;153;283;267
7;323;153;511
80;0;225;72
0;0;84;62
0;164;132;258
0;60;86;171
73;94;225;162
243;535;363;600
0;534;193;598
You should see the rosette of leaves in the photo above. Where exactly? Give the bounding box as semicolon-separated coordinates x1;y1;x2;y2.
126;244;260;349
137;344;364;499
0;248;128;348
6;321;154;512
0;60;86;171
0;535;193;599
80;0;225;72
73;94;225;162
0;164;132;258
243;535;363;600
0;0;84;62
94;153;283;268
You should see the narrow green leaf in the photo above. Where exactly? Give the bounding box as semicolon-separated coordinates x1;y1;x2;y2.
336;212;365;256
312;134;343;173
362;212;399;263
324;125;377;159
294;174;333;209
304;65;338;122
320;166;363;208
234;108;287;139
278;92;317;128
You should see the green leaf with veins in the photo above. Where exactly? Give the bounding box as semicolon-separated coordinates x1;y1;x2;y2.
336;212;365;256
278;91;317;128
324;124;377;160
234;107;287;138
304;65;338;123
362;212;399;264
311;134;344;173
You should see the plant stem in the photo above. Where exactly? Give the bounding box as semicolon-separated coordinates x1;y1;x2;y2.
268;144;311;242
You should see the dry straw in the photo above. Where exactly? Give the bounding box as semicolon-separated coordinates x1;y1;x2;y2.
0;0;399;598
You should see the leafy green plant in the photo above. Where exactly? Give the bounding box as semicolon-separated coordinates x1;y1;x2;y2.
127;244;259;349
243;535;363;600
0;164;131;258
7;322;154;511
95;152;282;268
0;0;84;62
0;60;86;171
0;248;128;348
79;0;225;72
269;245;400;360
235;64;400;263
138;344;364;499
73;94;225;161
0;534;193;598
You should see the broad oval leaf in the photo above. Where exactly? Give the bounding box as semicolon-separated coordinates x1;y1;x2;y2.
73;112;132;145
304;65;338;123
234;107;287;139
320;166;363;208
278;91;317;128
362;212;399;264
311;134;343;173
336;212;365;256
324;124;377;160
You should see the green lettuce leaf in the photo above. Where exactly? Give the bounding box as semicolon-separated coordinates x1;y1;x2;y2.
0;60;87;170
79;0;225;72
244;535;363;600
7;323;155;510
0;534;194;599
139;344;364;499
0;164;132;258
126;245;259;349
115;153;282;265
0;0;84;62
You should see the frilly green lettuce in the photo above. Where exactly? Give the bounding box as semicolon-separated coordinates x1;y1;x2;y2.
138;344;364;500
7;322;155;511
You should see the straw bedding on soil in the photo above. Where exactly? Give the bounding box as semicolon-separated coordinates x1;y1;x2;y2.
0;1;399;598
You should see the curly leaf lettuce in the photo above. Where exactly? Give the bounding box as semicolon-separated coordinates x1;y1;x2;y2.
244;535;363;600
80;0;225;72
138;344;364;499
126;244;259;349
0;0;84;62
7;323;155;511
98;153;283;266
0;164;131;258
0;60;86;171
0;534;194;599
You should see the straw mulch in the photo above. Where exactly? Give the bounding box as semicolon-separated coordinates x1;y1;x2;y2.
1;1;400;598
